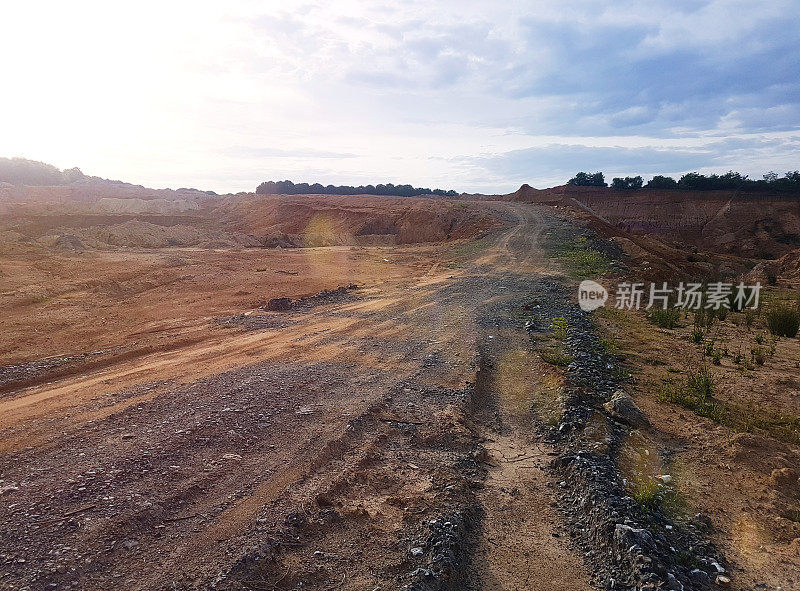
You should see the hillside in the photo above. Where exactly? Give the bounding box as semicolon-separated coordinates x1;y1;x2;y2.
509;184;800;259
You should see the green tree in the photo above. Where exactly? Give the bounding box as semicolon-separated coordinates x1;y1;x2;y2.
567;172;606;187
611;176;643;190
645;175;678;189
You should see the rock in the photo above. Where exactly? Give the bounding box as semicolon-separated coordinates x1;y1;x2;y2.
265;297;292;311
709;560;725;573
666;572;684;590
613;524;655;553
222;453;243;461
410;547;424;557
769;467;799;487
689;569;709;584
603;391;650;429
715;574;731;587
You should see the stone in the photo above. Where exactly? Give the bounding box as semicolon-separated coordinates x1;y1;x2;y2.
265;297;292;311
715;574;731;587
613;524;655;553
689;569;709;584
666;572;684;590
603;391;650;429
410;547;424;557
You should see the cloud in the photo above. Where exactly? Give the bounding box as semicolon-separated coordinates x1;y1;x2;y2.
457;144;713;185
225;147;357;159
1;0;799;193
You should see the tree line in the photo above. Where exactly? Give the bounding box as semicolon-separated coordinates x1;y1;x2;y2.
255;180;458;197
0;157;85;186
567;170;800;193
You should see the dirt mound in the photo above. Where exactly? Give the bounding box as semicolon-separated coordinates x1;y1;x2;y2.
0;177;214;213
206;194;501;247
770;247;800;286
36;220;258;249
262;285;359;312
93;197;199;214
505;185;800;259
53;234;85;251
2;193;502;251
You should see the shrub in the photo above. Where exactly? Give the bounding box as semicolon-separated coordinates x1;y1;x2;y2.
751;346;766;365
687;368;713;399
648;308;680;329
691;328;704;343
658;372;725;422
767;306;800;337
712;350;722;365
694;309;706;328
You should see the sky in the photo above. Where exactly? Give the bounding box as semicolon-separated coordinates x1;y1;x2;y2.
2;0;799;194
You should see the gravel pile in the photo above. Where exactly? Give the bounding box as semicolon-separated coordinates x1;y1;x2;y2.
533;278;727;590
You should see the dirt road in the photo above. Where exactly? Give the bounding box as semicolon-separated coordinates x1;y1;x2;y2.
0;202;594;590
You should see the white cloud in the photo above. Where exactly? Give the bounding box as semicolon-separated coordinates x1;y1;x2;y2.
0;0;798;193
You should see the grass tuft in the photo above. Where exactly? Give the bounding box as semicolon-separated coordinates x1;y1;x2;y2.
648;308;680;329
767;306;800;338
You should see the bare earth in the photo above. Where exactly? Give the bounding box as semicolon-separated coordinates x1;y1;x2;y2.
0;201;594;590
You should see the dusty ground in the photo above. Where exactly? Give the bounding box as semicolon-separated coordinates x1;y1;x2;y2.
4;189;800;590
596;299;800;590
0;199;596;590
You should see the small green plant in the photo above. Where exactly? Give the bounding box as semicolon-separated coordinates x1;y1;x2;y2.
751;346;766;365
540;347;573;367
633;478;661;510
766;306;800;338
687;367;714;398
598;336;619;356
754;333;765;345
703;341;715;356
712;350;722;365
694;309;706;328
552;317;568;341
691;328;704;343
648;308;681;329
745;309;756;328
658;372;725;422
